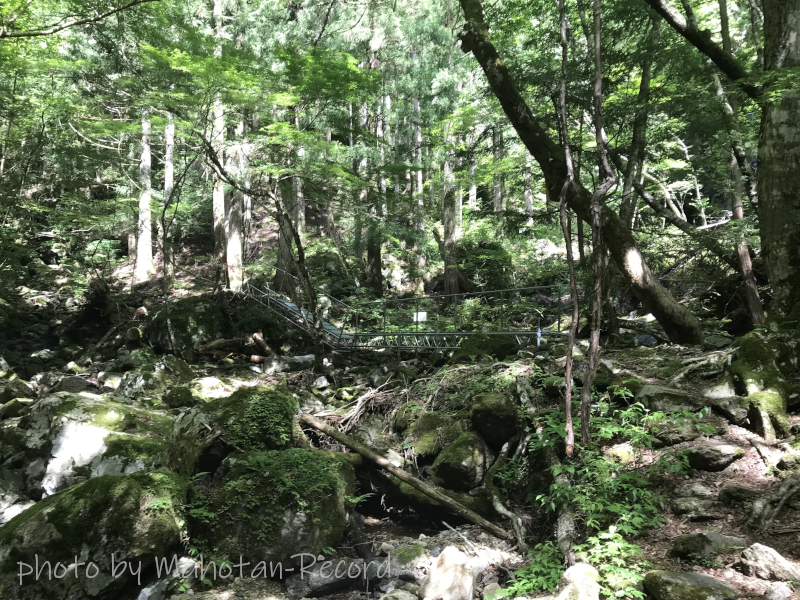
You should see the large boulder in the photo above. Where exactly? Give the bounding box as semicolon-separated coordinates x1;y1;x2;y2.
0;392;173;515
147;297;226;360
671;532;746;559
718;484;761;505
430;431;494;492
0;470;187;600
169;580;287;600
470;393;518;451
0;376;35;403
207;385;298;452
403;412;466;458
636;385;702;413
418;546;474;600
740;543;800;581
671;497;725;521
651;413;728;447
195;449;354;565
643;570;736;600
684;443;745;472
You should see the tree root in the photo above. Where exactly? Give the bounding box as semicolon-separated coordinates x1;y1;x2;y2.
754;472;800;533
538;426;576;566
484;438;529;553
299;413;512;541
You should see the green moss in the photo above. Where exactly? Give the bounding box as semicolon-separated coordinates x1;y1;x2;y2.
748;392;790;436
209;385;298;451
196;449;354;562
730;332;788;396
403;412;466;457
393;401;422;431
0;469;186;558
393;544;426;567
103;433;171;463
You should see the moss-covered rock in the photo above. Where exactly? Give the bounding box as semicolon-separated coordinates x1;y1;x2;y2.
651;412;728;448
452;333;517;363
671;532;746;559
207;385;298;451
643;570;736;600
163;386;196;408
0;392;173;505
194;449;354;564
636;385;703;413
147;297;226;360
116;345;158;371
729;331;790;397
392;544;426;568
430;431;494;492
0;470;186;600
392;401;422;432
402;412;466;458
154;355;195;383
470;393;518;451
190;376;241;401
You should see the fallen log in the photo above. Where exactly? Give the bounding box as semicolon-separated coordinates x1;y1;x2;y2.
197;337;251;353
298;413;511;541
252;331;272;356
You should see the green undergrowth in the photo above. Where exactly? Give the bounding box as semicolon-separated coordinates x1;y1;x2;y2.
504;395;706;599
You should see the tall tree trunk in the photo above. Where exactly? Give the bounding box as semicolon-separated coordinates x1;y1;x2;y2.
459;0;704;343
162;113;175;293
469;157;477;209
492;126;505;212
225;119;245;293
578;0;616;446
524;154;534;226
441;144;467;299
757;0;800;313
413;96;426;293
273;184;325;372
717;0;765;326
747;0;764;68
292;112;305;234
134;111;154;283
558;0;577;461
212;0;226;287
620;15;659;229
273;179;296;293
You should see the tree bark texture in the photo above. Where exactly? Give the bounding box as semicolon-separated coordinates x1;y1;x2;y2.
620;16;659;229
162;114;175;292
458;0;704;344
134;111;154;283
759;1;800;314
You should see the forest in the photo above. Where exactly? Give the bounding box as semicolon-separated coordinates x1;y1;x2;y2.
1;0;799;599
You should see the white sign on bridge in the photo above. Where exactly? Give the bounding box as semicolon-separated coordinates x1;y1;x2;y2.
413;311;427;323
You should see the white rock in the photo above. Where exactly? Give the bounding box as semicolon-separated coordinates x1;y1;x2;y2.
741;543;800;581
419;546;474;600
554;563;600;600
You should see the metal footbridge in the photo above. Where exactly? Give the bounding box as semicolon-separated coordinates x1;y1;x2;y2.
247;266;568;352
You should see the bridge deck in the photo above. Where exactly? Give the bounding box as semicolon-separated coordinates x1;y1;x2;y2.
248;282;565;351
